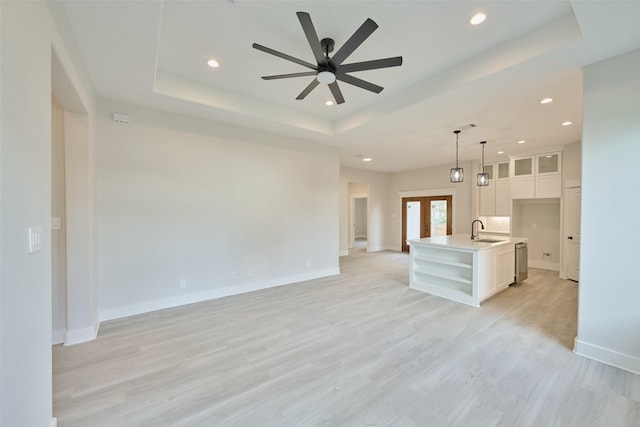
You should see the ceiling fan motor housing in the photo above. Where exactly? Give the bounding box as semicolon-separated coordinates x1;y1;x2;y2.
321;38;335;54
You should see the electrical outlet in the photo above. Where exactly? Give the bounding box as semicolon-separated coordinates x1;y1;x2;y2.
532;223;537;229
247;268;254;277
231;271;237;280
306;259;312;268
179;278;187;288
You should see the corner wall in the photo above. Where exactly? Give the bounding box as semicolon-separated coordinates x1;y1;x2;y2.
576;48;640;374
0;2;96;424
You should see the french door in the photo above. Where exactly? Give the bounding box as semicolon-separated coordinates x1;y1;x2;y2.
401;196;452;252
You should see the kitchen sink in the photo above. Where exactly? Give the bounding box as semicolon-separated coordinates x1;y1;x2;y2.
472;239;504;243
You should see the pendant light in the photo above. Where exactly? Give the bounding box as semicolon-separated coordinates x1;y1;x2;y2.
477;141;489;186
450;130;464;183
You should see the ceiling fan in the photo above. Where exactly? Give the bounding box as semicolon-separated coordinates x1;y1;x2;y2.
252;12;403;105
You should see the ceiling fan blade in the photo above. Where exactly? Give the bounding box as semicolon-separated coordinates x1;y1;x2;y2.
296;79;320;100
328;82;345;104
339;56;403;73
262;71;317;80
252;43;317;70
297;12;326;65
330;18;378;66
336;73;383;93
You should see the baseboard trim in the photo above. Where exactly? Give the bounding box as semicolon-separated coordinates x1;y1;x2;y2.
339;250;349;256
99;268;341;322
528;260;560;271
385;245;402;252
52;329;65;345
574;338;640;375
64;321;100;346
366;246;385;252
50;417;58;427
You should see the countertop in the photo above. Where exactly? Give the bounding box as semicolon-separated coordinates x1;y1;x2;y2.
408;234;527;251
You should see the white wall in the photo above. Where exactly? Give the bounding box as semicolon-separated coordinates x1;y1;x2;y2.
575;48;640;374
563;141;581;183
387;161;474;250
339;167;389;254
96;99;340;320
0;2;95;424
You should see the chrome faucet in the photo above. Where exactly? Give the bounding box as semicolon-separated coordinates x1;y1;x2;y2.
471;219;485;240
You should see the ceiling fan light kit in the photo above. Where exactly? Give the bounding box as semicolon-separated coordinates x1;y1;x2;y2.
252;11;403;105
316;71;336;84
450;130;464;183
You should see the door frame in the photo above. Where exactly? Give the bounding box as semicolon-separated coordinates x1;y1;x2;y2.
349;193;368;249
560;179;581;280
401;194;453;252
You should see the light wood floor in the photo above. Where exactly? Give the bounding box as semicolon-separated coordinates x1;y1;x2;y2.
53;250;640;426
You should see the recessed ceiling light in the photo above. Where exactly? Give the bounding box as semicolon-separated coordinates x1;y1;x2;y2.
561;121;573;126
497;151;504;154
517;140;526;144
546;155;553;158
470;13;486;25
540;97;553;104
362;157;373;162
324;100;334;106
207;59;219;68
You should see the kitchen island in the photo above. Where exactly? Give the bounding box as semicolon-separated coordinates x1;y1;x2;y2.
408;235;523;307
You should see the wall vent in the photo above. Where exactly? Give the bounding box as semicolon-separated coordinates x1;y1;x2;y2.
112;113;130;124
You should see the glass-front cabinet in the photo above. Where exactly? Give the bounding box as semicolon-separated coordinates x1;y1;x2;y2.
496;161;510;180
510;152;562;199
513;157;533;177
537;153;560;174
536;152;562;197
479;163;510;216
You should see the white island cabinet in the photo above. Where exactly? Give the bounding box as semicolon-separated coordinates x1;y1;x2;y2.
409;235;520;307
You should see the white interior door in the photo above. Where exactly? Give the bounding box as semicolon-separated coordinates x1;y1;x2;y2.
565;186;581;281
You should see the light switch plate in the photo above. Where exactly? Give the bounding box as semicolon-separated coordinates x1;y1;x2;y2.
29;226;43;253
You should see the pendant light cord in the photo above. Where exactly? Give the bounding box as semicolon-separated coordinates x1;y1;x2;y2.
455;131;459;168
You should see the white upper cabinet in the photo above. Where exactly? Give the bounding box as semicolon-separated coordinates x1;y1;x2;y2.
479;163;511;216
511;152;562;199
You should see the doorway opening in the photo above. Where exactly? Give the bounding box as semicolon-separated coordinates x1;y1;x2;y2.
353;197;368;249
401;195;452;252
349;194;368;251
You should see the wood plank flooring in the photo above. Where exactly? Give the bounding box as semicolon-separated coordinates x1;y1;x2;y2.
53;250;640;426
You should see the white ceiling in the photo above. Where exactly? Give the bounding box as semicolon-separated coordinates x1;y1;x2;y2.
61;1;640;173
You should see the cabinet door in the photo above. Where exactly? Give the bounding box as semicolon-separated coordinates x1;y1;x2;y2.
536;174;562;198
496;248;515;288
479;181;496;216
511;177;535;199
495;180;511;215
481;250;497;299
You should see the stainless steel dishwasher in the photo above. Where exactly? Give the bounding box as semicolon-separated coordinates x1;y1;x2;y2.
514;242;528;284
